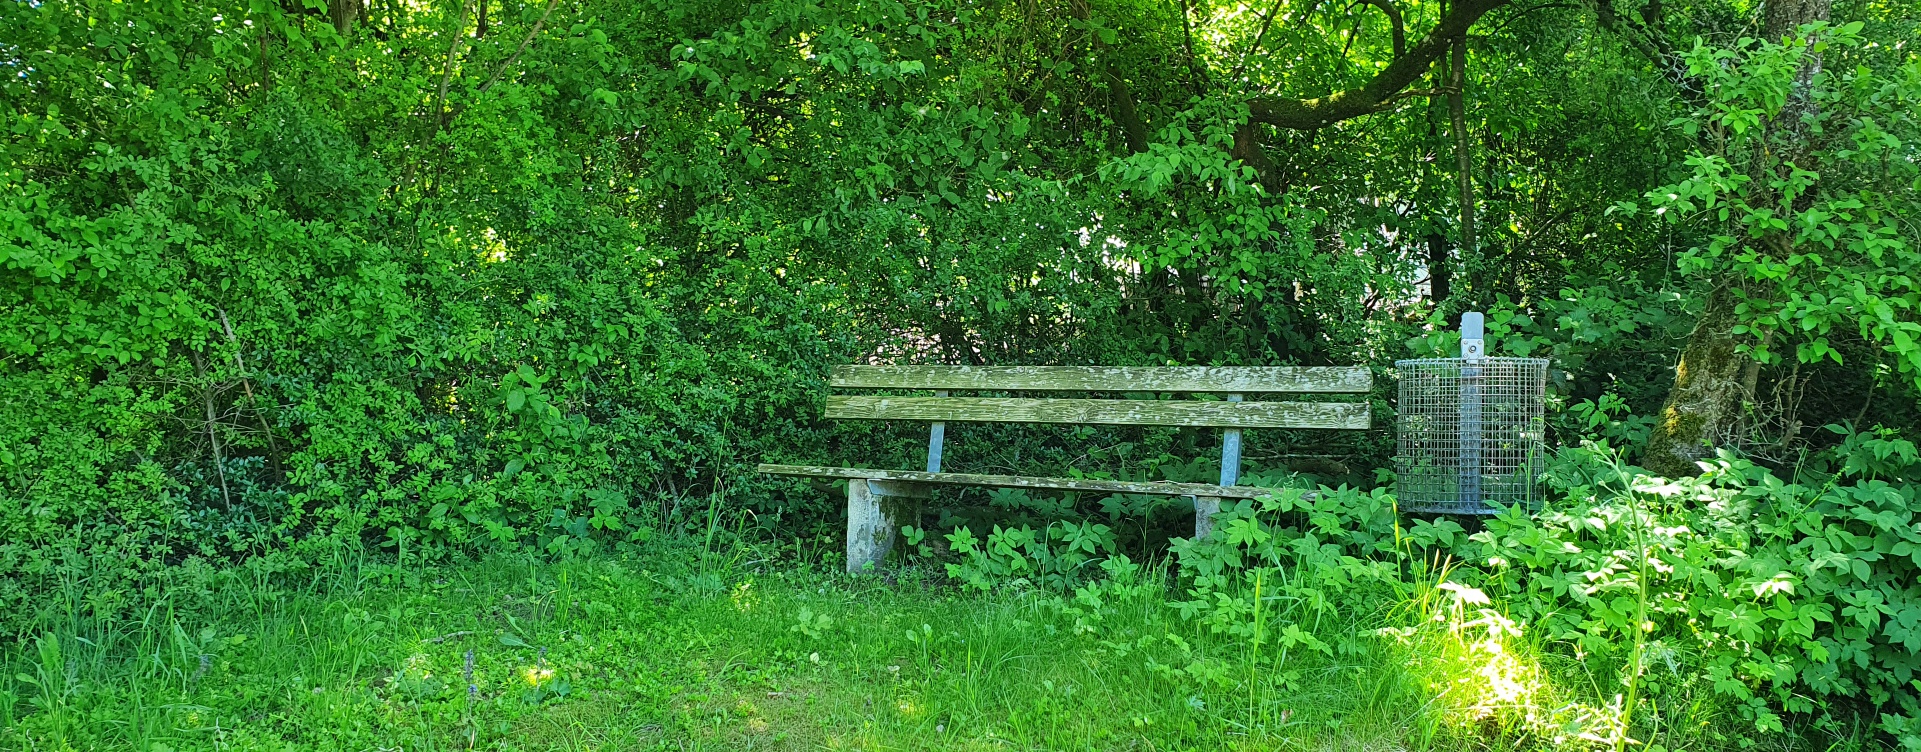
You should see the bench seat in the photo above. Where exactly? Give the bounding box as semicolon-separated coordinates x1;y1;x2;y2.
757;463;1277;500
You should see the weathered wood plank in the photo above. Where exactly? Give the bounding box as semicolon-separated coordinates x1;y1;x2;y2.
825;396;1370;429
831;365;1372;393
867;479;932;499
758;464;1285;499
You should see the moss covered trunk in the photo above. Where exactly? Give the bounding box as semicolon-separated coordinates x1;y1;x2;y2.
1644;282;1746;476
1643;0;1829;477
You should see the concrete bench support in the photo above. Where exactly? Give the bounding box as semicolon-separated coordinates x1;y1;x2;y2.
846;479;930;573
1194;496;1223;541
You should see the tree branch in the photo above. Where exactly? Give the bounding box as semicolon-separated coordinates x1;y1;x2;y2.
1177;0;1210;93
1590;0;1698;99
1229;0;1288;83
433;0;471;128
447;0;562;124
1352;0;1407;57
476;0;560;97
1247;0;1509;130
1448;37;1478;260
1069;0;1149;153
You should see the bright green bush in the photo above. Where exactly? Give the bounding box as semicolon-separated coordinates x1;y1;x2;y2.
942;520;1119;592
2;0;1414;624
1074;437;1921;745
1472;436;1921;744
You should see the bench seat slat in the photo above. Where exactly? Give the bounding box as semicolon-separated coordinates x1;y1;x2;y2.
831;365;1370;393
825;396;1370;429
757;464;1279;499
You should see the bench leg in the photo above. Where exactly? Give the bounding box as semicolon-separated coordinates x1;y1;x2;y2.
846;480;929;574
1194;495;1222;541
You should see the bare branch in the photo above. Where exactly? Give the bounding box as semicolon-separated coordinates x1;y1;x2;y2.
1229;0;1289;83
218;308;280;470
1177;0;1210;92
1590;0;1698;98
1448;37;1478;258
445;0;562;125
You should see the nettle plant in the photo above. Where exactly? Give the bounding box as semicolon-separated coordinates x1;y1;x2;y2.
942;521;1118;593
1469;438;1921;740
1167;488;1411;670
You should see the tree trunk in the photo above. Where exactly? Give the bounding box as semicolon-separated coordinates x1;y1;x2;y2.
1643;284;1746;475
1069;0;1149;153
1764;0;1829;157
330;0;360;38
1764;0;1829;42
1447;38;1476;269
1641;0;1831;476
1427;233;1452;303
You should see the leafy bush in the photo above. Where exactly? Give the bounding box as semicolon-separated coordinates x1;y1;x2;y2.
1467;436;1921;742
1031;434;1921;745
2;0;1413;634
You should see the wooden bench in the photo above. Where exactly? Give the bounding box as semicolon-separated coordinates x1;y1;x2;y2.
758;365;1373;573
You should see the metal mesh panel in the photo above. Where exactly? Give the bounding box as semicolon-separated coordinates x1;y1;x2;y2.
1394;357;1549;514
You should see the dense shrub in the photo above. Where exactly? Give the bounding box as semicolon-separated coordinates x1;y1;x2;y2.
1092;437;1921;746
0;0;1406;629
1475;436;1921;743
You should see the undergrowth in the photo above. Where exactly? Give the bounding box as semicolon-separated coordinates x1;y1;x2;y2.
6;438;1921;750
0;542;1509;751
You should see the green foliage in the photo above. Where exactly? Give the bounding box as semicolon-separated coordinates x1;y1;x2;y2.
5;0;1907;599
1464;439;1921;741
4;0;1921;744
943;520;1117;592
0;0;1436;624
1621;23;1921;383
0;546;1629;751
1111;436;1921;745
1169;486;1403;635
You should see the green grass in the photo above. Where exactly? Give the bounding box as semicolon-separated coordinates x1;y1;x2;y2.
0;538;1870;751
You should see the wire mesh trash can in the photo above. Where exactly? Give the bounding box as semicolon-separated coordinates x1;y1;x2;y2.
1395;313;1549;514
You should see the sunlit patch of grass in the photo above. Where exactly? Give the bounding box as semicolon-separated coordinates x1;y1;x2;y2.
1385;576;1633;751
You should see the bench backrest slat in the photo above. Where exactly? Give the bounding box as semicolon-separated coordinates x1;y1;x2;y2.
825;396;1368;429
831;365;1369;393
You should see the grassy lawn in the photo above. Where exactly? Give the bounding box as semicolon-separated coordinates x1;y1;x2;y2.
0;539;1515;752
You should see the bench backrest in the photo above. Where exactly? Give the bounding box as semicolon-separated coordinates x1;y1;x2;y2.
828;365;1372;482
827;365;1372;429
